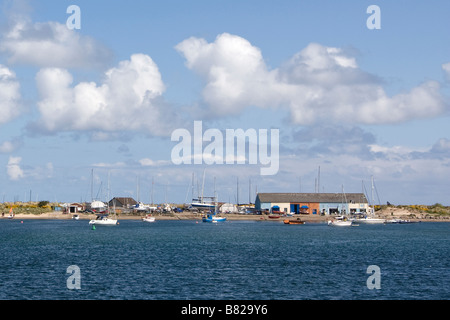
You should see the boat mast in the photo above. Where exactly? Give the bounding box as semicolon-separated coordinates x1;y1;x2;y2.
318;166;320;193
151;176;154;205
236;177;239;206
371;175;374;215
201;168;206;203
91;168;94;203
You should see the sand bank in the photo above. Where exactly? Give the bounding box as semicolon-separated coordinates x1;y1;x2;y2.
2;209;449;222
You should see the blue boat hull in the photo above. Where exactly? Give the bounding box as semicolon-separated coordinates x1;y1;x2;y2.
202;215;227;223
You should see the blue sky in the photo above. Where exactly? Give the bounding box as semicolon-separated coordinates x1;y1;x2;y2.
1;0;450;205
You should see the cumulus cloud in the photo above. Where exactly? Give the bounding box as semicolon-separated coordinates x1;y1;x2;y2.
0;137;22;153
139;158;170;167
7;156;24;180
0;17;112;69
176;33;447;125
292;125;377;159
33;54;182;137
0;64;22;124
442;63;450;81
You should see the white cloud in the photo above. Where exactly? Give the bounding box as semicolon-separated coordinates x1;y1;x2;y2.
442;62;450;81
7;156;24;180
0;18;112;69
34;54;182;136
92;162;126;168
176;33;447;125
0;141;15;153
0;65;22;125
139;158;170;166
430;138;450;155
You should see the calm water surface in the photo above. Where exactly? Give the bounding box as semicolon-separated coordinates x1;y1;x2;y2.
0;219;448;300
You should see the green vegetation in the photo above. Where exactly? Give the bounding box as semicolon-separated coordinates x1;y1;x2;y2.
0;202;55;215
377;203;450;219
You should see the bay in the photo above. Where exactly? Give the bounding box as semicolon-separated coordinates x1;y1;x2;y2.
0;219;448;300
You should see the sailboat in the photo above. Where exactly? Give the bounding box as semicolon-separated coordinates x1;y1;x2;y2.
89;214;118;226
328;216;352;227
202;200;227;223
89;170;118;226
202;177;226;223
328;186;353;226
354;176;385;224
8;207;14;219
189;170;217;210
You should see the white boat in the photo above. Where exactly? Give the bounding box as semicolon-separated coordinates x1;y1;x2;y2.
328;219;353;226
89;214;117;226
142;215;156;223
386;218;415;224
354;176;385;224
91;200;107;213
72;215;80;220
135;202;157;212
328;216;352;226
7;208;14;219
353;216;385;224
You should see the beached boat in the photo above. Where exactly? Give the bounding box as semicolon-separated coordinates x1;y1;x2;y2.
7;207;14;219
268;214;281;219
284;219;305;225
202;213;226;223
72;215;80;220
89;214;117;226
142;215;156;223
190;198;216;210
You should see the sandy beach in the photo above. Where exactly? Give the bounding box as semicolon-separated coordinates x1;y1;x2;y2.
3;208;449;222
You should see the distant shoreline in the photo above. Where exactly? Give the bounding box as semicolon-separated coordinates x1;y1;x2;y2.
2;211;449;222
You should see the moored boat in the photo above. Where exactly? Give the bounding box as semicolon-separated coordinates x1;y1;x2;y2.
385;218;416;224
328;215;352;226
353;216;385;224
89;214;117;226
142;215;156;223
328;219;353;226
202;213;227;223
284;219;305;225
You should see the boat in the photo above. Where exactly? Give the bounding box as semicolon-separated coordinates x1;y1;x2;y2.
353;216;385;224
135;202;157;212
328;215;352;226
190;197;216;210
385;218;416;224
268;214;281;219
72;215;80;220
202;213;227;223
7;207;14;219
328;219;353;226
142;214;156;223
284;219;305;225
89;214;117;226
354;176;385;224
91;200;106;213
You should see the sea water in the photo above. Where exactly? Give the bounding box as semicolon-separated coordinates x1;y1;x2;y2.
0;219;448;300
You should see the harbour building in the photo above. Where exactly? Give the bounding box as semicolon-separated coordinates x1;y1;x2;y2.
255;193;369;215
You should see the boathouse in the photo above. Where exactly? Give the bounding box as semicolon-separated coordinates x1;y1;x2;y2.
108;197;138;209
255;193;369;215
